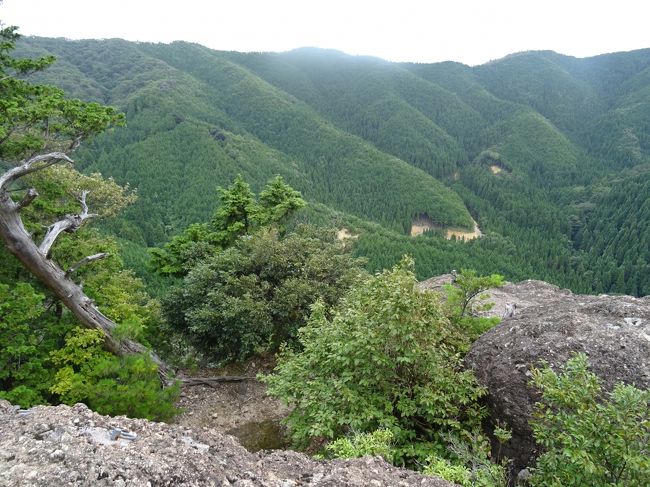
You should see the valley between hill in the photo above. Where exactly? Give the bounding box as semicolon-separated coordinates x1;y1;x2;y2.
16;38;650;296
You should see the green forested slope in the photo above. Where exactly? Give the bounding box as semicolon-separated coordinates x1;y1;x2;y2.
573;167;650;296
18;39;474;243
15;37;650;295
224;48;480;178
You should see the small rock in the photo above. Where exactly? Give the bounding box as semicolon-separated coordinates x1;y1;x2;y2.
49;449;65;462
0;450;15;461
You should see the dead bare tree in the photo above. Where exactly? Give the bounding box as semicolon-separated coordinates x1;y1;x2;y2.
0;151;172;382
0;26;252;388
0;20;184;384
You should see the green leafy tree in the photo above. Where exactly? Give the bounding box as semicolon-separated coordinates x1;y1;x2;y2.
0;25;115;160
0;21;170;371
50;328;179;421
258;175;307;231
152;174;307;277
443;270;504;341
262;257;486;465
445;270;504;319
163;225;365;362
0;22;177;419
529;353;650;486
212;174;259;244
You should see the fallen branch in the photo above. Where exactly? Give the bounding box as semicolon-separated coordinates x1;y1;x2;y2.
180;376;256;387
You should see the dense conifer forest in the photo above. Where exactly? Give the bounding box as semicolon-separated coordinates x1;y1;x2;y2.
2;21;650;485
13;38;650;296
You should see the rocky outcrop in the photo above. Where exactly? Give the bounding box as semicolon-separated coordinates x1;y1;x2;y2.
463;280;650;471
0;400;455;487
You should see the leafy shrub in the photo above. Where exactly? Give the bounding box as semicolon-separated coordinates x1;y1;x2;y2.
262;257;486;465
0;282;73;407
51;328;180;421
426;457;474;485
529;353;650;486
443;269;504;341
424;429;510;487
163;225;365;363
321;429;395;463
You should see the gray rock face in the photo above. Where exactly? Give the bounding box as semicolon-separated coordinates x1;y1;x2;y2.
0;400;455;487
464;280;650;470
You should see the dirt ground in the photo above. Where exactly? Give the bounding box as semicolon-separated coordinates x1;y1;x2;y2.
171;276;554;453
173;355;290;451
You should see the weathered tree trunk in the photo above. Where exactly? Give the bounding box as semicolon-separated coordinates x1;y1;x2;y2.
0;158;171;383
0;154;253;388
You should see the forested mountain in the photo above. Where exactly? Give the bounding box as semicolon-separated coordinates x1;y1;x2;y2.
15;38;650;295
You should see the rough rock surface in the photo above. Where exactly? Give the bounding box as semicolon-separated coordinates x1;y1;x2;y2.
0;400;455;487
463;279;650;470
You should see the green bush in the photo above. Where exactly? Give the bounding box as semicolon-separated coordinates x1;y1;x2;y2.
443;269;504;342
424;429;510;487
262;257;486;465
529;353;650;486
321;429;395;463
163;225;365;363
51;328;180;421
0;282;72;407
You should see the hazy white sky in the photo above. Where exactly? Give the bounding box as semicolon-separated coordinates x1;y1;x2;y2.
2;0;649;65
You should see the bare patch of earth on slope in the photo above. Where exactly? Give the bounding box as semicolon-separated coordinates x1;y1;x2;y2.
336;227;359;240
174;354;290;452
411;214;482;241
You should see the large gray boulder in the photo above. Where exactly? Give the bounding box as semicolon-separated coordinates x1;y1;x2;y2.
0;400;455;487
464;280;650;471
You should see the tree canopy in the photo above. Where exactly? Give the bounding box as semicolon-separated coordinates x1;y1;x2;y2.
0;21;177;416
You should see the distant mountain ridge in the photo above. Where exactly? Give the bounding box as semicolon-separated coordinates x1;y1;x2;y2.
15;38;650;295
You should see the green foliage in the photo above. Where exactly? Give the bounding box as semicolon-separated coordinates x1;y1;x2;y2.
163;225;365;362
529;353;650;486
50;328;179;421
0;282;67;407
211;173;306;244
426;457;474;485
258;175;307;231
24;164;137;222
262;257;486;465
424;430;510;487
1;26;123;162
321;429;395;463
151;174;307;277
443;270;504;340
149;223;219;277
212;174;259;244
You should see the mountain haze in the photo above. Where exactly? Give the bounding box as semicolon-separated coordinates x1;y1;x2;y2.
16;38;650;295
